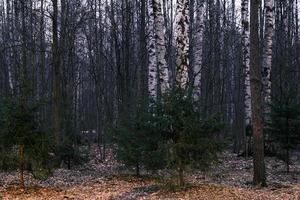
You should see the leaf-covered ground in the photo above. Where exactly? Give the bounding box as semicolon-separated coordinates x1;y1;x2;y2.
1;178;300;200
1;146;299;200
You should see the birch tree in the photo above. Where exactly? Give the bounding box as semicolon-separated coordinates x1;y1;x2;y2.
148;0;158;99
193;0;205;98
4;0;14;95
175;0;190;89
152;0;169;94
241;0;252;131
262;0;274;119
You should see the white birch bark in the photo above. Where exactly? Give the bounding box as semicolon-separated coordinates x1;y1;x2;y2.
262;0;274;118
148;0;158;99
5;0;14;94
193;0;204;98
152;0;169;94
241;0;252;127
175;0;190;89
7;65;13;94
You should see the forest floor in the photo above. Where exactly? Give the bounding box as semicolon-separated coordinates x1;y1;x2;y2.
0;146;300;200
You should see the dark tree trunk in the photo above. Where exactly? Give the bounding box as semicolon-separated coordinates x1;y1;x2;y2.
250;0;266;187
52;0;61;144
136;162;140;176
178;160;184;186
19;144;25;189
286;149;290;173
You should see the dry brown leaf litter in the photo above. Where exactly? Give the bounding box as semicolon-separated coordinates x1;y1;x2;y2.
1;180;299;200
0;146;299;200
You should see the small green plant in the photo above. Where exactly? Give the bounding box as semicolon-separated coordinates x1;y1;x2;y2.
112;88;224;185
154;88;225;186
54;117;84;169
266;98;300;173
162;181;194;192
111;107;167;176
0;99;54;187
56;142;83;169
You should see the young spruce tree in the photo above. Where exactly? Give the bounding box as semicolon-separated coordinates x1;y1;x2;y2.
112;88;224;186
266;99;300;173
0;100;54;188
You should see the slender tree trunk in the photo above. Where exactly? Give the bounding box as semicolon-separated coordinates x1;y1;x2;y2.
148;0;158;99
175;0;190;89
20;0;27;103
152;0;169;94
178;158;184;186
5;0;14;95
250;0;266;187
52;0;61;144
262;0;274;120
285;116;290;173
136;162;140;176
193;0;204;98
295;0;300;104
242;0;252;156
188;0;194;84
19;144;25;188
286;148;290;173
7;63;14;95
40;0;46;120
139;0;147;102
